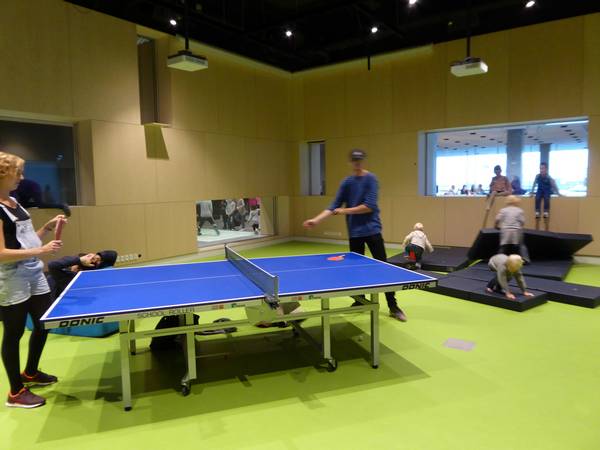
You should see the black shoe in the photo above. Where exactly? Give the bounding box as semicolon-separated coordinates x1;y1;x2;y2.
389;308;407;322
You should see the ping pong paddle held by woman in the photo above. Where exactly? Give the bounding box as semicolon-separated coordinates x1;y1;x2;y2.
54;217;65;240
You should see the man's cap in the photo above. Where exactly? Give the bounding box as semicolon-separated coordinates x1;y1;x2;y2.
349;149;366;161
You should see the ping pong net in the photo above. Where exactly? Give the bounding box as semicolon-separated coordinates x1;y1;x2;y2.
225;245;279;308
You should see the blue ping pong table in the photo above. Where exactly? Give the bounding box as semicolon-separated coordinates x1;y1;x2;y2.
41;246;437;410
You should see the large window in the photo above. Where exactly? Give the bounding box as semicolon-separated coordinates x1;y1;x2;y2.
196;197;276;247
423;118;588;197
300;141;326;196
0;118;77;205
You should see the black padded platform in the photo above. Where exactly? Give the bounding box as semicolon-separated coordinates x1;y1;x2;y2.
425;276;547;312
450;267;600;308
470;259;573;281
388;246;470;272
468;228;592;261
524;229;592;260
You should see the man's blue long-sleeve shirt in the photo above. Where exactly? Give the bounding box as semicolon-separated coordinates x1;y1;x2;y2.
328;173;382;238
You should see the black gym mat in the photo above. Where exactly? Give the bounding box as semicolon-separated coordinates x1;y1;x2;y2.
468;228;593;261
450;267;600;308
470;259;573;281
425;276;547;312
388;246;470;272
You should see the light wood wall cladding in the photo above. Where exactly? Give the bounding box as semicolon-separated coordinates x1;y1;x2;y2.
68;6;141;124
0;0;72;117
508;17;584;122
391;196;445;246
289;78;305;142
392;46;447;133
445;32;510;128
344;61;394;136
303;72;346;140
154;127;206;202
90;121;158;205
588;116;600;197
144;202;197;261
578;197;600;255
584;14;600;116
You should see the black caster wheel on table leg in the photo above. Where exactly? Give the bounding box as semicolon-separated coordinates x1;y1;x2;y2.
326;359;338;372
124;406;132;411
372;364;379;369
181;384;191;396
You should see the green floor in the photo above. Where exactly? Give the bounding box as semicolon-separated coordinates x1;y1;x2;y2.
2;241;600;450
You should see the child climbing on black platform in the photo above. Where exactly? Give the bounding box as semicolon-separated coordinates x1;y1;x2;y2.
402;223;434;269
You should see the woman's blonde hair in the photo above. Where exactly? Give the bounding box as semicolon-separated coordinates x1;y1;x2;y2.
0;151;24;180
414;222;424;231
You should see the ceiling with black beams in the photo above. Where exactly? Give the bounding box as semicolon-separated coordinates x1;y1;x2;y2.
66;0;600;72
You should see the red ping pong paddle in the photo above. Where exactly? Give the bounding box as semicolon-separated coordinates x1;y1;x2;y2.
327;255;345;261
55;218;65;241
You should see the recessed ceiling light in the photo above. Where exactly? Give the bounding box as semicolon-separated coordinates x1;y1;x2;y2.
169;18;177;26
525;1;535;8
409;0;418;6
285;29;293;37
371;26;378;34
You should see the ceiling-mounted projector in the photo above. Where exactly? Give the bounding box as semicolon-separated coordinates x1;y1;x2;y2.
167;49;208;71
450;57;488;77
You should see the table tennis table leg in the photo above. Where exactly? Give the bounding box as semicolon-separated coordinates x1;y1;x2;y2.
320;298;336;371
119;320;133;411
370;293;380;369
128;320;136;355
180;313;196;396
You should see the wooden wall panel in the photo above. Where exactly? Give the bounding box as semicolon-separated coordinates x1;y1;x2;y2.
145;202;197;261
368;133;418;197
508;18;584;122
344;61;393;136
583;14;600;116
303;71;346;140
586;116;600;197
154;127;205;202
90;121;157;205
391;46;447;133
444;197;488;247
390;196;445;246
216;61;257;137
445;32;510;127
169;56;220;133
68;5;140;124
255;72;289;141
203;133;247;198
0;0;72;117
78;205;147;258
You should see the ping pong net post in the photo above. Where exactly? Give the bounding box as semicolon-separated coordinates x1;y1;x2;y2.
225;244;280;309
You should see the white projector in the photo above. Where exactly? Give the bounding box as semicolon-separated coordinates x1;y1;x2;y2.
450;57;488;77
167;50;208;71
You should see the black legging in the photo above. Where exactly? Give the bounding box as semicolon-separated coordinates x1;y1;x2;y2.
349;233;400;311
1;293;52;394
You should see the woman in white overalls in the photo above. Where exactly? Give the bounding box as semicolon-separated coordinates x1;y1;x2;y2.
0;152;64;409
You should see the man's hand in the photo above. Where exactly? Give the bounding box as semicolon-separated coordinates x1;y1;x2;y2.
303;219;317;229
332;208;345;215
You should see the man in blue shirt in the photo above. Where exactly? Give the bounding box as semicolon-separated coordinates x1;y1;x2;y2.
303;149;407;322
